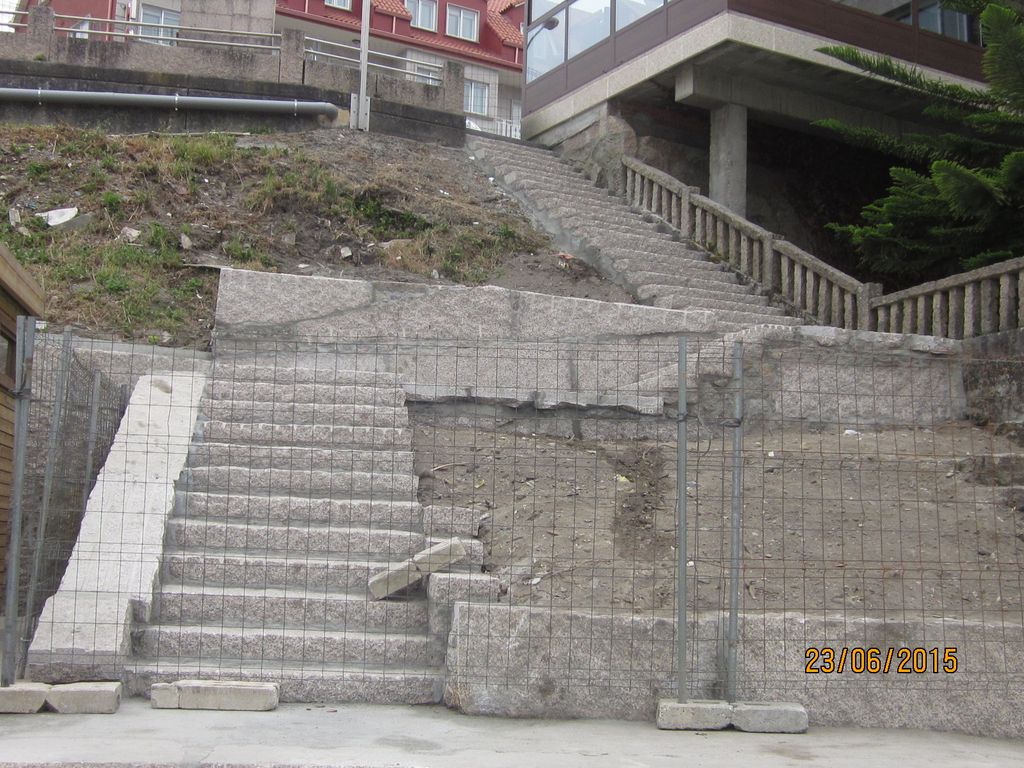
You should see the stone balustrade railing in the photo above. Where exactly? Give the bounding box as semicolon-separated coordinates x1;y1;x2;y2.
622;156;1022;340
869;256;1024;338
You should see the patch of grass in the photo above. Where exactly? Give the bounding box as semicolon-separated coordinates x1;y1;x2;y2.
100;191;124;215
27;161;52;181
350;191;429;240
223;235;274;269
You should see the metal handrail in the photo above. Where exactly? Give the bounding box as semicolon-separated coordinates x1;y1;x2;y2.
305;35;442;71
2;23;27;30
52;14;282;39
305;46;442;83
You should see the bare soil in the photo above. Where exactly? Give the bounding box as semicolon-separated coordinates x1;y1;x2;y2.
413;419;1024;620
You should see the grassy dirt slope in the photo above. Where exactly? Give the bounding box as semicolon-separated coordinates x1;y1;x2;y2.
0;125;630;346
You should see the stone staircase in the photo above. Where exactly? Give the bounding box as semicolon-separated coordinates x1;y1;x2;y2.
127;354;481;703
467;135;802;329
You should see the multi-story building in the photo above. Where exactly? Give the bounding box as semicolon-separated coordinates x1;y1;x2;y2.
14;0;526;136
276;0;524;136
521;0;986;216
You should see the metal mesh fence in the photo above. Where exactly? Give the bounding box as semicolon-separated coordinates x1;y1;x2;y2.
17;331;127;621
8;331;1023;733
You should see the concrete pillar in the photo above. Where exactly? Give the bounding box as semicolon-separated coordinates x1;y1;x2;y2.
709;103;747;217
279;29;305;85
442;61;465;116
28;5;55;60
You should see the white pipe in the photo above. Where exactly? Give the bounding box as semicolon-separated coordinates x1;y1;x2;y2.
0;87;339;119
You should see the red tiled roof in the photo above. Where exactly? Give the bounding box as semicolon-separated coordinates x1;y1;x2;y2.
372;0;412;20
486;0;523;48
488;0;522;15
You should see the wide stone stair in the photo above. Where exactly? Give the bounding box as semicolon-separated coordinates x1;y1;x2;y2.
468;134;802;329
127;355;481;703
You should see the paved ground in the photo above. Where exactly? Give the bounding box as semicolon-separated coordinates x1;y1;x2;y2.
1;700;1021;767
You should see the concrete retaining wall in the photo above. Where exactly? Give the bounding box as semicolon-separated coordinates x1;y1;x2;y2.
3;5;466;126
444;603;1024;738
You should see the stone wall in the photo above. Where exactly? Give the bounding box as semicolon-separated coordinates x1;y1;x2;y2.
961;329;1024;434
444;603;1024;738
213;271;967;430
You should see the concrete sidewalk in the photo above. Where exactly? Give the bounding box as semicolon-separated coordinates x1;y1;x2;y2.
1;700;1021;768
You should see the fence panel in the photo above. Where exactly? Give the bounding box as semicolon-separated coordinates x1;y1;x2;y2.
9;332;1023;735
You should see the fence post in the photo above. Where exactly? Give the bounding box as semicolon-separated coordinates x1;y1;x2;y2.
676;337;689;703
80;371;103;518
19;328;73;675
1;317;36;687
725;341;744;703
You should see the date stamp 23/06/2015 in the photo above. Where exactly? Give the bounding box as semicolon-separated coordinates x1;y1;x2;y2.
804;647;959;674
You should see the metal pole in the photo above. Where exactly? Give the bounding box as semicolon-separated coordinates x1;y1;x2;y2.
356;0;371;131
725;341;744;702
676;337;689;703
2;317;36;686
19;329;73;675
81;371;102;518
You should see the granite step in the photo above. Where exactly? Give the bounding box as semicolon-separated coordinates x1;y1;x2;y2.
207;380;405;407
155;583;429;632
644;291;787;317
201;421;411;449
629;283;769;307
165;519;427;558
177;492;424;530
200;401;408;428
136;624;436;667
188;444;416;474
164;551;397;592
607;253;730;275
211;363;401;387
126;660;443;704
184;465;418;497
653;300;802;327
164;542;484;592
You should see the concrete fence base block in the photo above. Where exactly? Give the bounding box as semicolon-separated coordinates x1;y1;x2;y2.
0;682;52;714
46;681;122;714
731;701;808;733
148;683;180;709
656;699;732;730
153;680;279;711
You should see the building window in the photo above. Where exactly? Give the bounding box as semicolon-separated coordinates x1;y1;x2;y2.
530;0;559;22
568;0;610;58
917;2;977;43
70;18;91;39
525;9;565;83
406;0;438;31
325;0;354;9
139;5;180;45
615;0;661;31
446;5;479;41
464;79;489;115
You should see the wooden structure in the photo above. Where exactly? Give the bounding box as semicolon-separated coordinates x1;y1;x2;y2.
0;243;44;592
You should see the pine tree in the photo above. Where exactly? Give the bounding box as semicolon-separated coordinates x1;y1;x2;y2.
818;3;1024;281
